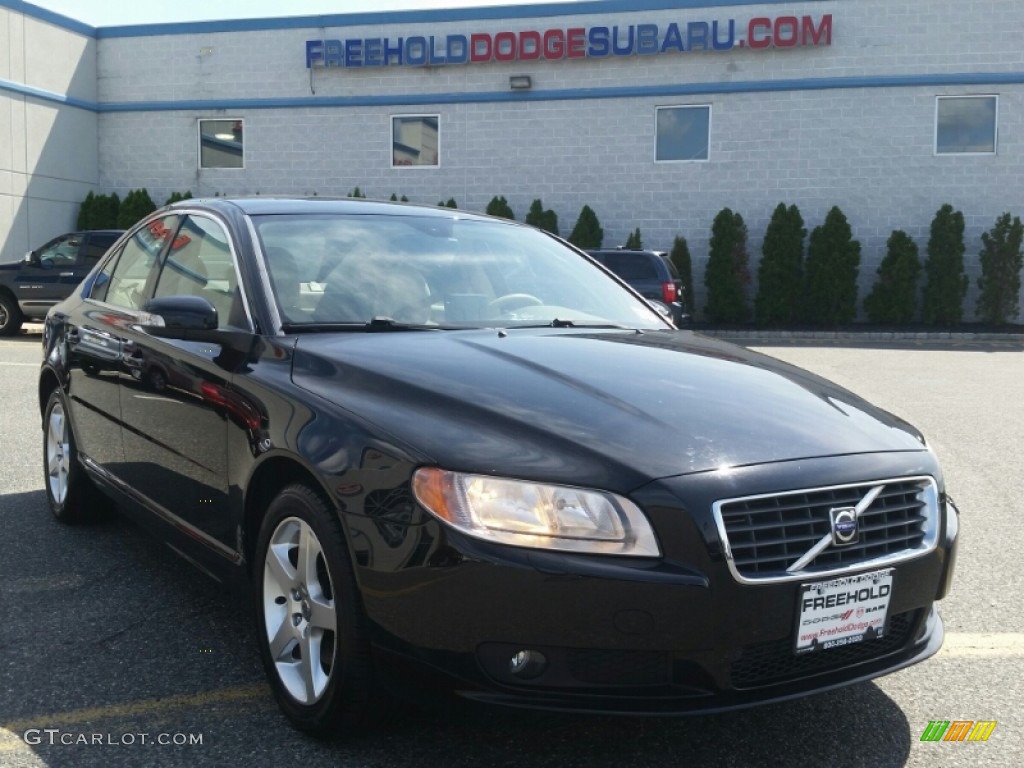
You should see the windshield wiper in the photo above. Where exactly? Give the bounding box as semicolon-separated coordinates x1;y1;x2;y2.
509;319;629;329
282;317;444;333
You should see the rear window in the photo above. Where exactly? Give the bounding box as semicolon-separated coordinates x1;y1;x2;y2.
658;253;681;279
594;252;659;281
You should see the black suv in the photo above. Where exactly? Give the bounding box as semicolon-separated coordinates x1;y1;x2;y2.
586;248;689;326
0;230;123;335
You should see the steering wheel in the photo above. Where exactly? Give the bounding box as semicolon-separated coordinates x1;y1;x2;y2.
487;293;544;313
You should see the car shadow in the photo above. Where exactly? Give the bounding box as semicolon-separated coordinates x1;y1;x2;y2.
1;487;912;768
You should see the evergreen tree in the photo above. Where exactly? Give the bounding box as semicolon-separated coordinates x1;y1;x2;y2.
755;203;806;325
624;228;642;249
704;207;750;323
802;207;860;325
864;230;921;324
164;190;193;205
977;212;1024;324
77;192;95;230
348;186;365;198
921;204;967;325
568;205;603;249
445;198;458;209
802;206;861;325
525;199;559;235
485;195;515;220
669;235;695;316
117;189;156;228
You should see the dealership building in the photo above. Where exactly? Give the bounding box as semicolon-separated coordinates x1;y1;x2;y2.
2;0;1022;318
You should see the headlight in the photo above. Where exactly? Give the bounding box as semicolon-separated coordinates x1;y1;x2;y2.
412;468;660;557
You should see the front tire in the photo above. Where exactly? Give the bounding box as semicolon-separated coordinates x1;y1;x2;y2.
42;389;103;523
254;484;389;737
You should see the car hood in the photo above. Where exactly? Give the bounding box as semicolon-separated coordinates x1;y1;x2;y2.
291;329;926;489
0;260;25;270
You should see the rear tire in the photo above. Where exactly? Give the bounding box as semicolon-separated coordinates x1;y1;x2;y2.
42;389;105;523
0;294;22;336
254;483;390;737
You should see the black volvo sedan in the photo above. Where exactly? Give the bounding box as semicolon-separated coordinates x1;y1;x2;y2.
39;198;958;735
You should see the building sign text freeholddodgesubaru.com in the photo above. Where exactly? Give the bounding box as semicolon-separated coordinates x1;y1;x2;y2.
305;14;832;69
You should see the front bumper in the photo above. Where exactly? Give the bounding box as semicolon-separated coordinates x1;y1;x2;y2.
355;456;958;715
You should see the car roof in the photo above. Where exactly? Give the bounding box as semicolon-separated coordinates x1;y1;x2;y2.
587;248;668;258
165;196;498;223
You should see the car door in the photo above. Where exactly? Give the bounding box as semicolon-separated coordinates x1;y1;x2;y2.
18;234;82;314
66;219;177;470
117;213;251;553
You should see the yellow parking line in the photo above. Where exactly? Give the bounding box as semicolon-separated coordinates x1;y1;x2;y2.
0;683;266;743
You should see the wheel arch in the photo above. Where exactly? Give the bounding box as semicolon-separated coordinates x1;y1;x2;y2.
38;366;61;420
242;455;341;569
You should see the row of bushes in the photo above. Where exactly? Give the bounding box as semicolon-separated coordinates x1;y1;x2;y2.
704;203;1023;327
77;189;192;230
76;189;1022;325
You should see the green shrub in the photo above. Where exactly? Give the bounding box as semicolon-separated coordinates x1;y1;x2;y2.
525;199;559;235
77;191;121;229
164;190;193;206
755;203;805;325
864;230;921;324
802;206;861;325
670;235;695;316
485;196;515;220
389;193;398;201
445;198;458;209
568;205;603;249
624;227;642;249
348;186;365;198
977;212;1024;324
922;204;967;326
116;189;156;229
704;208;750;323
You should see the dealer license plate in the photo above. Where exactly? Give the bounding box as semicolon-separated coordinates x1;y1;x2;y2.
795;569;894;654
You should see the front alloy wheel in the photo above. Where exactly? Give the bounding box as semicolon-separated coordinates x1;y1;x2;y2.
262;517;338;705
254;484;389;736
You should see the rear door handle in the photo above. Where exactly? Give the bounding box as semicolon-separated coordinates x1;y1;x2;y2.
60;272;75;277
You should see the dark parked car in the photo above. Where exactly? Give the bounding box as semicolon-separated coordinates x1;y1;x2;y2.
587;247;689;325
0;230;123;335
39;198;958;736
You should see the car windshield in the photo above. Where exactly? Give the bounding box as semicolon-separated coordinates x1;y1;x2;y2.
251;213;667;330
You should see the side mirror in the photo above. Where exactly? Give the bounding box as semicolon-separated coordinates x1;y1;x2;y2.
141;295;218;336
23;251;36;264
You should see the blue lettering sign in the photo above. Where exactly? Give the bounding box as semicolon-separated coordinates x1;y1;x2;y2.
588;26;610;57
344;38;362;67
364;38;384;66
447;34;468;64
636;24;659;55
661;23;684;53
611;25;634;56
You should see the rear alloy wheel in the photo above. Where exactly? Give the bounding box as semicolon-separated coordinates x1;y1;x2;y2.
42;389;103;523
0;294;23;336
254;484;389;736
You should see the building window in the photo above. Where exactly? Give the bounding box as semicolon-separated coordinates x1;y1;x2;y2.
655;105;711;162
199;119;244;168
392;115;439;167
935;96;997;155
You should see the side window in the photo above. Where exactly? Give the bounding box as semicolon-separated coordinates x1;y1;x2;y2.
81;234;120;266
101;216;178;309
38;235;82;267
153;215;245;329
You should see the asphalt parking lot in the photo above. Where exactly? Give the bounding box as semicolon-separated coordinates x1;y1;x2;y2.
1;326;1022;768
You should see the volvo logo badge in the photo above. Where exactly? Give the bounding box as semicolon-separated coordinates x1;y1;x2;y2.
829;507;859;546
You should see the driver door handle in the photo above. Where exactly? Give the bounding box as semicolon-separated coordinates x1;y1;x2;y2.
60;272;75;277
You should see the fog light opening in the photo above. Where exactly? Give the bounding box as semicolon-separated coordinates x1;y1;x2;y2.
508;649;547;680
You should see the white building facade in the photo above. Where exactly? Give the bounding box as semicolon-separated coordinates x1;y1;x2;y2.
2;0;1023;318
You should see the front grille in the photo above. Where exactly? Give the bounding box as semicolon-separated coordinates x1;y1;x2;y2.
715;477;937;581
731;610;917;688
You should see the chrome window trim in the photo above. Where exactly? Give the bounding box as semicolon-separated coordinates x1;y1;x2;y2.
712;476;940;585
243;215;284;334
